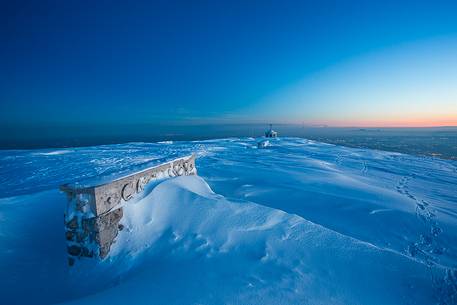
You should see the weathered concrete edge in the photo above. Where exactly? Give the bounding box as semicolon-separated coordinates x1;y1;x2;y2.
60;154;197;216
60;154;197;191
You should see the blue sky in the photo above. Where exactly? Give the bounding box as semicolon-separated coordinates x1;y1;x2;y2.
1;0;457;127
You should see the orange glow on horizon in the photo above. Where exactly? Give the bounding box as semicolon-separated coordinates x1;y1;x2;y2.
305;116;457;128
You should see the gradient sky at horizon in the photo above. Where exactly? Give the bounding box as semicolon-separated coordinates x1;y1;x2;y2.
1;0;457;128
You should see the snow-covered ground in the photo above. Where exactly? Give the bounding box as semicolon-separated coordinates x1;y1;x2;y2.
0;137;456;304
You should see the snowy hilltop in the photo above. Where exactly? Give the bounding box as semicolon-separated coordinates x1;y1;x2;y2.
0;137;456;304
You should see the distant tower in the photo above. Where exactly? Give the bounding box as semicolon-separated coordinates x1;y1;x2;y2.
265;124;278;138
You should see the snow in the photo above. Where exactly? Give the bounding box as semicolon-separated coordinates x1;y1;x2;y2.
65;154;194;189
257;139;270;148
0;137;456;305
34;150;73;156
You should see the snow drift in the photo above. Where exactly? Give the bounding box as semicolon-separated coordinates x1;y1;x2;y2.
0;137;456;304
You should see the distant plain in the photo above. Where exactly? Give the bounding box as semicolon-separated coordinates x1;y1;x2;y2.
1;124;456;160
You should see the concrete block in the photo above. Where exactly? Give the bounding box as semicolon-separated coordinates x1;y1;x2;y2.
60;154;196;264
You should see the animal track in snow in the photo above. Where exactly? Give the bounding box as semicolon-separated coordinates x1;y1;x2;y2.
394;175;457;304
396;175;445;265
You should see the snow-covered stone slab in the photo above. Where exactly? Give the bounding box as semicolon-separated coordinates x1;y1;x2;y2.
60;154;196;265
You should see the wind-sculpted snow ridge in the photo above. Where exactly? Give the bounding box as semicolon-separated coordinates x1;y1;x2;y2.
0;137;456;304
